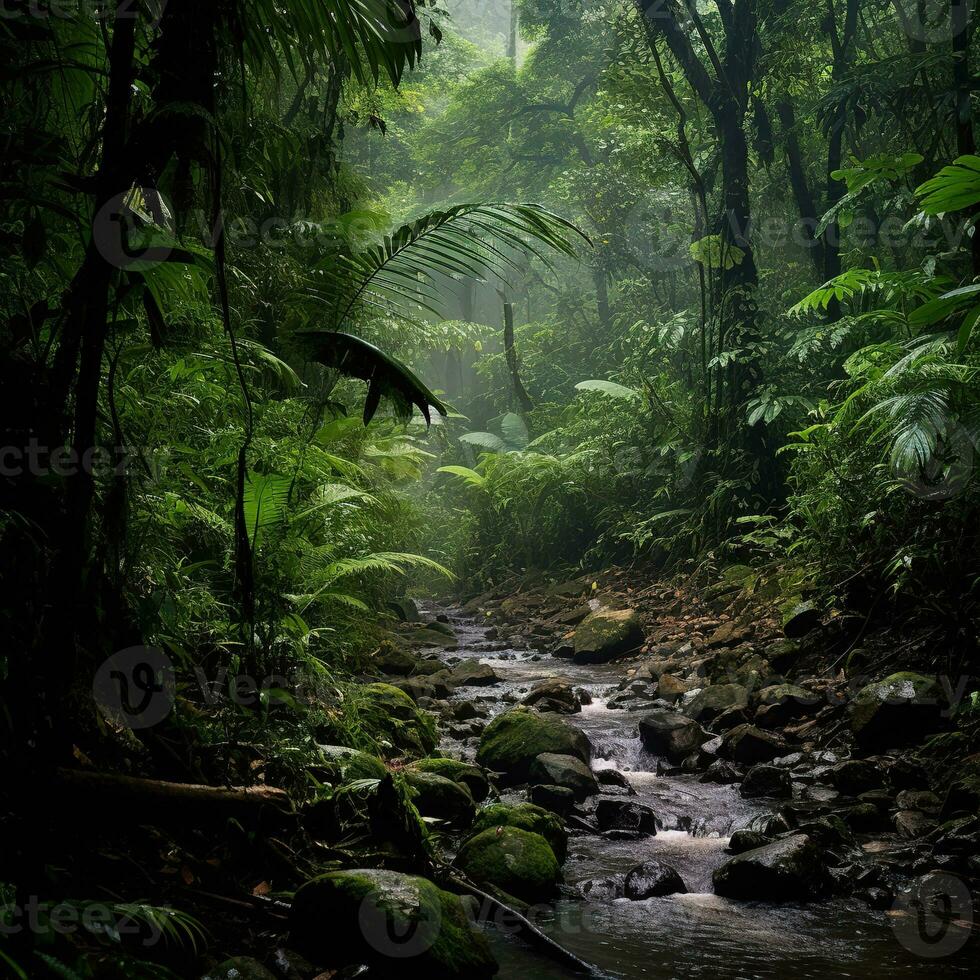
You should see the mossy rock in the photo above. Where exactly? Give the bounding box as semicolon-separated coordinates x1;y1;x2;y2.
313;744;387;784
469;802;568;862
476;707;591;783
683;683;749;722
455;827;561;903
849;673;946;749
527;752;598;800
201;957;278;980
572;608;643;664
372;643;420;676
290;869;498;979
358;682;438;758
410;758;490;801
402;770;476;827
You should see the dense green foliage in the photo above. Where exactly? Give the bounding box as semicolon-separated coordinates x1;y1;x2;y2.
1;0;979;972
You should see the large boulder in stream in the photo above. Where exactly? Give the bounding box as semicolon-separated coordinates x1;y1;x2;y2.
450;662;500;687
455;827;561;903
476;707;591;783
521;678;580;714
289;869;498;979
408;758;490;801
469;802;568;862
623;861;687;899
572;608;644;664
682;683;749;723
718;724;787;765
712;834;829;901
849;672;947;749
528;752;599;800
637;710;709;764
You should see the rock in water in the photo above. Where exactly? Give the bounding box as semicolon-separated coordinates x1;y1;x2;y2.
572;608;644;664
455;827;561;903
469;802;568;862
529;783;576;815
849;673;946;749
594;798;658;835
623;861;687;899
712;834;829;901
740;764;793;799
289;869;498;978
683;683;749;722
451;662;500;687
476;707;591;783
521;677;580;713
719;724;787;765
638;710;709;764
528;752;599;800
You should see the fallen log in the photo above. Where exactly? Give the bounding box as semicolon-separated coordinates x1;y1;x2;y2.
446;872;599;976
53;769;293;826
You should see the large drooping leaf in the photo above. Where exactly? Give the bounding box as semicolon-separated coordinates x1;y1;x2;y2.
242;0;422;87
500;412;529;450
436;465;486;488
459;431;506;452
916;155;980;214
575;379;642;400
295;331;448;425
306;203;588;329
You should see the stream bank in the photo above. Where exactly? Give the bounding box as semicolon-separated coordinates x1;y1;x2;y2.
384;571;980;978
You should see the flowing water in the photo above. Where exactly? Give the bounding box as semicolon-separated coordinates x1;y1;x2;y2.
434;608;979;979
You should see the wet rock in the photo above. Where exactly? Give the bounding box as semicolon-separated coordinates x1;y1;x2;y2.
794;815;852;848
781;600;821;638
656;673;692;703
623;861;687;899
856;886;893;910
895;789;940;814
712;834;829;902
719;724;788;765
595;768;635;793
594;798;658;835
575;687;593;706
578;875;625;901
828;759;886;796
409;758;490;801
894;809;938;839
387;597;421;622
843;802;888;832
450;662;500;687
359;683;438;758
638;710;710;764
754;684;816;727
202;957;277;980
726;829;772;854
700;759;742;784
529;783;575;816
707;621;750;648
476;707;591;784
683;683;749;723
528;753;599;800
740;764;793;799
403;771;476;827
712;705;752;731
849;673;947;749
455;827;561;903
572;608;644;664
373;645;420;675
450;700;488;722
765;638;801;673
521;678;580;714
312;744;387;784
289;869;497;978
469;803;568;862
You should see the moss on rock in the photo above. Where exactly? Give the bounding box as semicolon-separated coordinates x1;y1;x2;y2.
409;758;490;801
475;707;590;783
469;803;568;862
455;827;561;903
357;682;438;758
572;608;643;664
290;869;497;979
